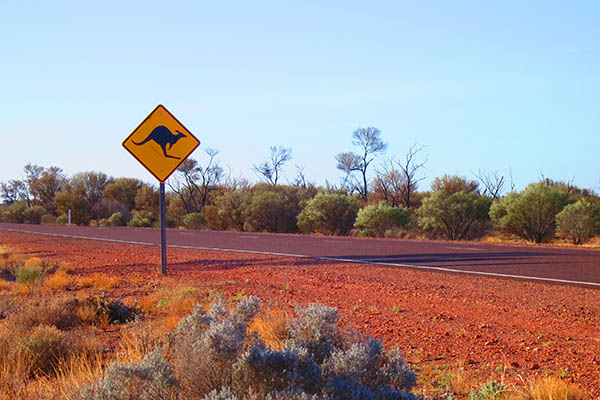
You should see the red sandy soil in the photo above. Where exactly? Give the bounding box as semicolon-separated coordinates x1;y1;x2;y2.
2;231;599;397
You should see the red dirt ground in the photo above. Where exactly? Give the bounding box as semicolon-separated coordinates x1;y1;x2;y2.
2;231;599;397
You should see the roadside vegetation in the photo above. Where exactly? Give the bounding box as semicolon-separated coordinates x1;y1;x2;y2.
2;159;599;246
0;246;592;399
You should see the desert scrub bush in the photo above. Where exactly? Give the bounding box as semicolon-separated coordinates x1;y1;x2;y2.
555;200;600;244
490;183;569;243
183;212;207;229
81;296;416;399
98;218;110;227
243;184;306;233
84;293;141;325
23;205;47;224
127;215;152;227
417;190;492;240
41;213;57;224
354;202;410;237
0;201;27;223
297;192;359;236
56;214;69;224
15;258;46;286
108;211;127;227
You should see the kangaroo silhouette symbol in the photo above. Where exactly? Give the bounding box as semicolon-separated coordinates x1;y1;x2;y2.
133;126;187;159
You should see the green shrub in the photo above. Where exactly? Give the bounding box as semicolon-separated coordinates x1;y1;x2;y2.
490;183;569;243
127;216;152;227
243;184;305;233
55;190;93;225
203;205;224;230
354;202;410;237
40;213;57;224
215;190;249;231
417;190;491;240
0;201;27;223
297;192;359;236
108;212;127;227
183;212;206;229
98;218;110;227
556;200;600;244
15;261;45;286
23;206;47;224
56;214;68;224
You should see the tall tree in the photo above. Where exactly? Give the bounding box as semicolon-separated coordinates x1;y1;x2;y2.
253;146;292;185
70;171;112;209
23;164;65;213
102;178;143;210
336;127;386;199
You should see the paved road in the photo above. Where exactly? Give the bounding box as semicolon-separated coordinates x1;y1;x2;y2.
1;223;599;287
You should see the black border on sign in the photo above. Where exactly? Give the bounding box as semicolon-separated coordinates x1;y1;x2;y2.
122;104;201;183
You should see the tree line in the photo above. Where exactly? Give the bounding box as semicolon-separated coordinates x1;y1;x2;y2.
2;127;599;245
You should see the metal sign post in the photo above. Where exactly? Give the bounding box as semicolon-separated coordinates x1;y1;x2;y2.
160;182;167;275
123;105;200;275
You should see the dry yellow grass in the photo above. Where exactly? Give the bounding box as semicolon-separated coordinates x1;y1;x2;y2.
44;269;72;289
0;279;10;291
77;273;119;290
249;308;289;350
520;377;590;400
116;322;161;364
24;257;42;268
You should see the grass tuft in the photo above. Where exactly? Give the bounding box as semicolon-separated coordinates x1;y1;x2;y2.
522;377;590;400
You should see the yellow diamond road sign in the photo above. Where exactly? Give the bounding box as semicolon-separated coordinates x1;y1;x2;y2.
123;105;200;182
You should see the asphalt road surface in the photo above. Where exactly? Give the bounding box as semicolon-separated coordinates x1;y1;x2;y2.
1;223;599;287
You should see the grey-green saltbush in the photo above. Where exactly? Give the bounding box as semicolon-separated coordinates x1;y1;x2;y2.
80;297;416;400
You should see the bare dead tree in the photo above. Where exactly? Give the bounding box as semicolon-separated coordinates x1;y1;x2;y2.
168;148;224;213
293;165;308;188
395;144;427;208
372;163;405;207
508;167;516;192
373;144;427;208
472;169;505;200
253;146;292;185
335;127;386;199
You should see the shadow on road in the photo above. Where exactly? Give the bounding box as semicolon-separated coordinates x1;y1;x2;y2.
333;251;563;267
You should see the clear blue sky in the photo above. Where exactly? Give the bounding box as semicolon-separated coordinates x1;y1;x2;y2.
1;1;598;192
